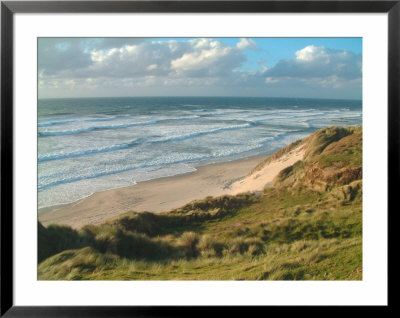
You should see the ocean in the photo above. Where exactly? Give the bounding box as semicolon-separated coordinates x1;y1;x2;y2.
38;97;362;209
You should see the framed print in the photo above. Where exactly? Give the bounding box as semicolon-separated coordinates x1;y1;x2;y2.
1;0;396;315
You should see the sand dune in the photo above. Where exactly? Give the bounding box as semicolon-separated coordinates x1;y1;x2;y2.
229;145;305;195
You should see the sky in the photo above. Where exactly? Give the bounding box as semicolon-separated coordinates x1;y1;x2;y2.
38;37;362;100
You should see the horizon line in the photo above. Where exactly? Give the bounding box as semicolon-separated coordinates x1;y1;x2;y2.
38;96;362;102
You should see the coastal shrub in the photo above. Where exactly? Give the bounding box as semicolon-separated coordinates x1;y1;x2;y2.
198;235;226;257
79;225;97;244
230;226;250;237
197;235;215;250
290;240;310;252
200;248;218;258
273;160;306;187
316;129;362;168
174;194;254;215
110;195;255;238
260;209;361;244
92;228;176;260
157;234;176;244
304;126;356;160
177;231;198;248
38;222;86;263
228;237;264;255
177;231;199;257
113;212;167;237
93;231;118;254
116;230;163;259
246;238;265;256
229;238;248;254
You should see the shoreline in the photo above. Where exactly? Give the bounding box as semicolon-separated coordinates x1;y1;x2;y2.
38;142;305;230
38;154;267;229
37;155;263;213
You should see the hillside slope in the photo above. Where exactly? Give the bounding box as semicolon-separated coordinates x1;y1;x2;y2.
38;126;362;280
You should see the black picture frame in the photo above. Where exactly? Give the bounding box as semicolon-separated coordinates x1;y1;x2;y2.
1;0;396;316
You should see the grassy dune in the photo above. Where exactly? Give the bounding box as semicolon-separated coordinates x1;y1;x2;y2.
38;126;362;280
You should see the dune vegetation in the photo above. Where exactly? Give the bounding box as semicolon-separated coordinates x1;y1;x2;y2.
38;126;362;280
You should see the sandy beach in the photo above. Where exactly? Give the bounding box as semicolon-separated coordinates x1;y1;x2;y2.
39;145;305;229
39;155;264;229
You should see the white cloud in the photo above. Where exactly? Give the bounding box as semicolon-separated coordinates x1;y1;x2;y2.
266;45;362;80
38;39;361;99
236;38;257;50
265;77;280;84
295;45;326;61
39;38;248;80
171;46;230;70
147;64;158;71
170;39;244;76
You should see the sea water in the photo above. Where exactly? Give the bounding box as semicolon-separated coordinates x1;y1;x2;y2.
38;97;362;209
